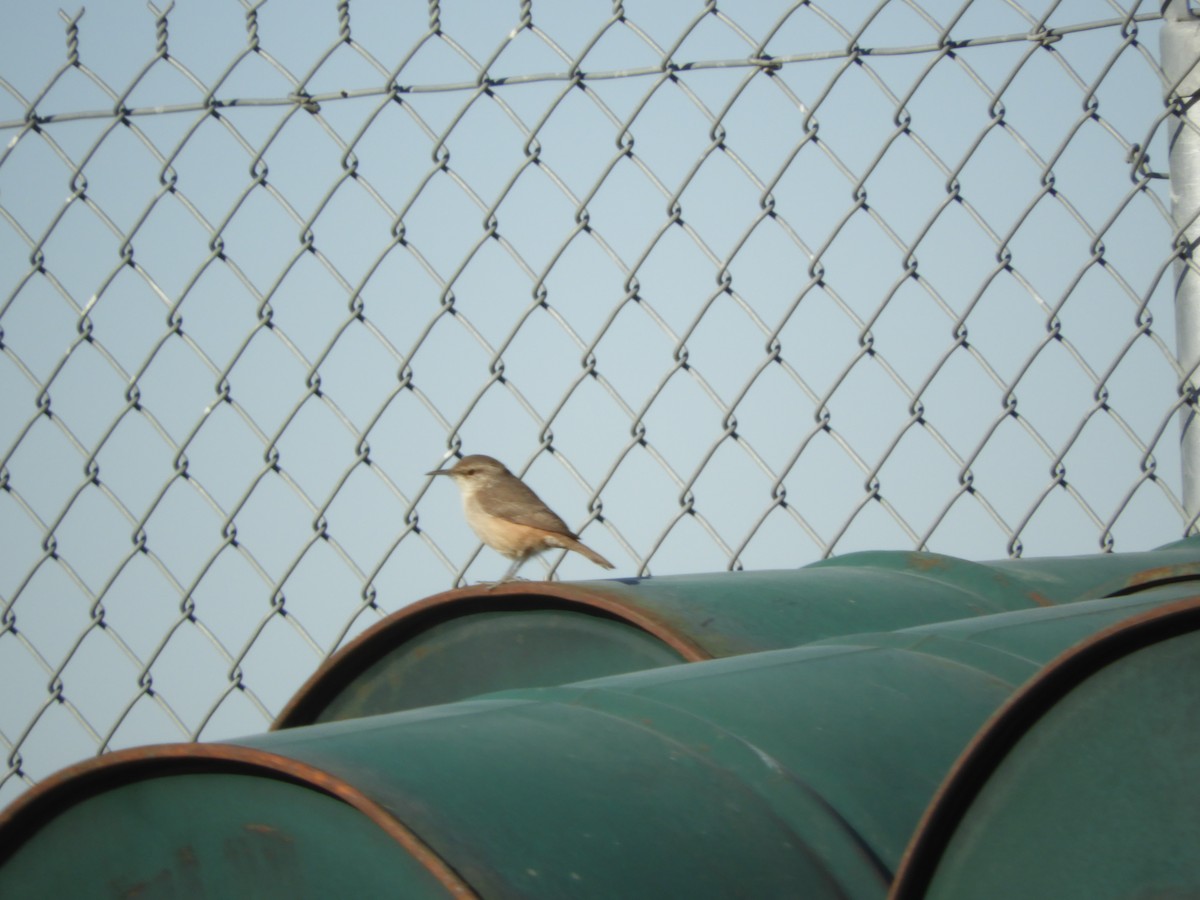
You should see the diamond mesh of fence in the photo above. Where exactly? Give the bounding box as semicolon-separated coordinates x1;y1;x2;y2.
0;0;1195;801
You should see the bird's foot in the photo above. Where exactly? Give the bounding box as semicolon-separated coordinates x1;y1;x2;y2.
477;576;530;591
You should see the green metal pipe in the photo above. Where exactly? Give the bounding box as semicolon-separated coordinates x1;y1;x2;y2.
891;595;1200;899
4;586;1197;898
275;539;1200;727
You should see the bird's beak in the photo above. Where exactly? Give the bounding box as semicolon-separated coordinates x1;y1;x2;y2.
426;467;453;477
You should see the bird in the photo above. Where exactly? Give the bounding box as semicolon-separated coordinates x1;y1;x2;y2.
427;454;614;582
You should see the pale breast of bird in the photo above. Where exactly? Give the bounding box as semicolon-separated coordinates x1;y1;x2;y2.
461;492;549;559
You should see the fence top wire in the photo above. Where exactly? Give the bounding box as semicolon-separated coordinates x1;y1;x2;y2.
0;0;1195;802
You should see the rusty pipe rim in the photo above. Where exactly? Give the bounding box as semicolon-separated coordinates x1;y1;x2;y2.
889;594;1200;899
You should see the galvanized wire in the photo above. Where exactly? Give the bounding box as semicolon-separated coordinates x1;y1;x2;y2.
0;0;1193;802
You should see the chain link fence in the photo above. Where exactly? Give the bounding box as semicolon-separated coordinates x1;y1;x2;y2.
1;0;1196;802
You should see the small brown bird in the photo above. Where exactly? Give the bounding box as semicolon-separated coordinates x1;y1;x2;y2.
427;454;614;582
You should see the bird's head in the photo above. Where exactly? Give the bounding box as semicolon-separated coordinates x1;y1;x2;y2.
426;454;511;490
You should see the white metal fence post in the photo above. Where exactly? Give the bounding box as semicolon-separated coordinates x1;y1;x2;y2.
1164;0;1200;528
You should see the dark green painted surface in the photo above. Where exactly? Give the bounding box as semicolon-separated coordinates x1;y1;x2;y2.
812;536;1200;606
315;609;685;724
813;580;1200;671
589;564;1034;657
0;773;454;899
924;628;1200;899
595;536;1200;659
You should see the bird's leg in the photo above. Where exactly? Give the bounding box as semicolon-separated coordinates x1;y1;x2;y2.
481;556;529;591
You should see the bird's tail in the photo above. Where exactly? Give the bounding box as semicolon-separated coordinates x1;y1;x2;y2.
562;536;615;569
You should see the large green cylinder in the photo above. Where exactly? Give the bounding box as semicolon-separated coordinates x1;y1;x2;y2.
892;594;1200;899
275;539;1200;727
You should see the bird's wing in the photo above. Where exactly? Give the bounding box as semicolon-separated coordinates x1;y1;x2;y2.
482;480;577;537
